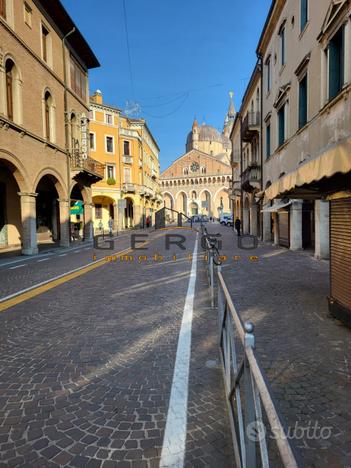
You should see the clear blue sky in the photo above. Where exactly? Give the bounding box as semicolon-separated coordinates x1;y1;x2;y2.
62;0;272;171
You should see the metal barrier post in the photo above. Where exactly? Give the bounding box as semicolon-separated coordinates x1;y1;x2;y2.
244;322;257;468
209;249;214;308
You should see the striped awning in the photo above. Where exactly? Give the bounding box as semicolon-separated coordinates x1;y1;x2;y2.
265;137;351;200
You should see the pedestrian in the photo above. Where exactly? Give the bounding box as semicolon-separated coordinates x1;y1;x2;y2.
108;217;114;237
98;219;104;237
146;215;150;228
235;217;241;236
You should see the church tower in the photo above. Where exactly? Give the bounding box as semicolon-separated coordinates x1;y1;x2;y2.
192;118;199;150
223;91;236;137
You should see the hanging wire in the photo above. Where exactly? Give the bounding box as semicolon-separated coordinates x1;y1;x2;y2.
142;93;190;118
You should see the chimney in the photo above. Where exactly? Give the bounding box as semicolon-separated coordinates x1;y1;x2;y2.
91;89;103;104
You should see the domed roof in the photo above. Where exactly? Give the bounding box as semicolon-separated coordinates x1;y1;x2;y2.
198;124;222;142
186;124;224;145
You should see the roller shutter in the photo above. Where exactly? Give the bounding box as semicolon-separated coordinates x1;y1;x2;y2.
278;210;290;248
330;198;351;321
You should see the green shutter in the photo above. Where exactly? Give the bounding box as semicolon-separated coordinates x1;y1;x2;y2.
299;75;308;128
278;106;285;147
301;0;308;31
266;124;271;158
329;27;344;100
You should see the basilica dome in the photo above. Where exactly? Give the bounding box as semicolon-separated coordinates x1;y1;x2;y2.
186;123;231;154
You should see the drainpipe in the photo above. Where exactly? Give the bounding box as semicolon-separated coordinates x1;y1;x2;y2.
62;27;76;239
258;55;264;239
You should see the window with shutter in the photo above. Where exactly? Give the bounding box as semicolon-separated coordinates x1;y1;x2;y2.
300;0;308;31
5;60;13;121
0;0;6;19
329;26;345;100
299;74;308;129
266;123;271;158
278;104;285;147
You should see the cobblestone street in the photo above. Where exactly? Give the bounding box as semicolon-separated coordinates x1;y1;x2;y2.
0;228;234;468
218;225;351;468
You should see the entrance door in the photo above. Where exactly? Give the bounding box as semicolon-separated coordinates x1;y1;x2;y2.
190;202;198;215
302;201;315;249
0;183;7;247
278;210;290;248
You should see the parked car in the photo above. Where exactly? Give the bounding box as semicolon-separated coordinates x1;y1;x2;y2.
219;213;233;226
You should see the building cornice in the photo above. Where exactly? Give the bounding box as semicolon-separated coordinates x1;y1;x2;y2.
256;0;286;57
0;17;90;111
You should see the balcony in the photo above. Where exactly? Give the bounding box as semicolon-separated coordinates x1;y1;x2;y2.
123;183;136;193
144;187;153;198
70;151;104;183
123;155;133;164
241;112;260;142
241;163;261;192
229;179;241;197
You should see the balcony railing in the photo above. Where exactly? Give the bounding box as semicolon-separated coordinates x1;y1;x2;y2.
241;163;261;192
242;112;260;142
123;183;136;193
70;152;104;179
123;155;133;164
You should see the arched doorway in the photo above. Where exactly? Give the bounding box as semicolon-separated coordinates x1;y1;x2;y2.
125;197;134;228
163;192;174;211
214;188;230;218
92;195;115;235
200;190;211;216
176;191;187;216
35;175;62;245
190;202;198;216
70;184;86;240
0;159;23;248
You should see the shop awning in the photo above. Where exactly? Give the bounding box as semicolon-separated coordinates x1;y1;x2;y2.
265;137;351;200
261;200;292;212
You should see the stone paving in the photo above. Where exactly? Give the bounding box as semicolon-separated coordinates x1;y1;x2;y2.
214;223;351;468
0;228;234;467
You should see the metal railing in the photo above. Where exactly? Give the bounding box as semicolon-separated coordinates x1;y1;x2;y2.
242;111;260;140
202;235;300;467
70;151;105;178
201;223;222;307
241;163;261;188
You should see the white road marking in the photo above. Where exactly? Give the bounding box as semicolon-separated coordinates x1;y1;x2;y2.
37;258;50;263
160;235;198;468
58;254;67;257
73;250;82;254
9;264;25;270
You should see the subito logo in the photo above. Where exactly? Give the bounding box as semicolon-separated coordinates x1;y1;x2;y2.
246;421;266;442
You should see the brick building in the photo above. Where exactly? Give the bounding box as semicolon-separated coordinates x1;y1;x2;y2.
0;0;102;254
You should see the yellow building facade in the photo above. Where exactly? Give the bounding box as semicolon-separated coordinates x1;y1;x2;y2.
89;91;162;232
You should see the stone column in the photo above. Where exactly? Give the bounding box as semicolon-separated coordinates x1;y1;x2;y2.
18;192;38;255
273;212;279;246
133;204;142;228
290;200;303;251
58;199;70;247
113;203;119;232
243;207;249;234
250;203;258;237
263;209;272;242
314;200;330;259
84;203;93;240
